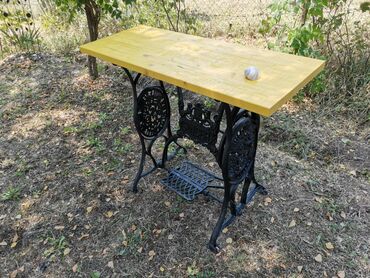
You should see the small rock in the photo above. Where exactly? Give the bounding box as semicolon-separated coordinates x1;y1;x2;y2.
289;220;296;227
337;270;345;278
314;254;323;263
325;242;334;250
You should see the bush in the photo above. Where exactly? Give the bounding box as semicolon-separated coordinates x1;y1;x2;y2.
259;0;369;122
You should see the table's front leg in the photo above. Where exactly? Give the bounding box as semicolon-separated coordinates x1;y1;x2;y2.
208;106;268;253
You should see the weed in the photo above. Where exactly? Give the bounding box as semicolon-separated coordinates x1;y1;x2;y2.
1;186;21;201
15;160;30;177
119;126;131;135
118;229;145;255
63;126;79;134
86;137;102;148
90;272;101;278
43;235;68;258
114;138;133;155
104;158;121;172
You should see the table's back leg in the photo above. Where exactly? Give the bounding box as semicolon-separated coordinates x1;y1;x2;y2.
250;113;268;195
123;68;172;192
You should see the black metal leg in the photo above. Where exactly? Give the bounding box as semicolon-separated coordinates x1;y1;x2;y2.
250;113;268;196
208;183;231;253
240;178;252;204
132;141;146;192
123;68;174;191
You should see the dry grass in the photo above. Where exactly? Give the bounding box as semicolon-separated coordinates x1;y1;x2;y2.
0;53;369;277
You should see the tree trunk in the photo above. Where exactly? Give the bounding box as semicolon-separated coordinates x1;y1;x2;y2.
85;0;101;79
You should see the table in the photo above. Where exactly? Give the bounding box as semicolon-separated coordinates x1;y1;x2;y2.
80;25;325;253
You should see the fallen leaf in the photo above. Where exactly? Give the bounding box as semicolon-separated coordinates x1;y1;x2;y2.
315;197;323;204
148;250;156;260
72;264;78;273
11;241;17;248
107;261;114;269
18;266;24;273
289;220;296;227
340;211;346;219
10;269;18;278
349;170;356;176
122;240;128;247
226;238;233;244
297;265;303;272
160;266;165;272
179;213;185;218
325;242;334;250
337;270;345;278
326;213;333;221
314;254;322;263
137;247;143;253
12;234;19;243
64;248;71;256
105;211;113;218
271;217;275;223
131;224;137;231
164;201;171;207
0;241;7;246
222;228;228;233
86;207;93;213
67;213;74;218
168;234;174;240
293;208;300;212
54;225;65;230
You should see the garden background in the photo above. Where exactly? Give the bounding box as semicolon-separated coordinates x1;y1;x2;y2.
0;0;369;277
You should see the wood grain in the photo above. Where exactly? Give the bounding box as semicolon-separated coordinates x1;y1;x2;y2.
80;25;325;116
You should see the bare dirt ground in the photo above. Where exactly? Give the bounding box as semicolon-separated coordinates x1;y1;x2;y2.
0;53;369;277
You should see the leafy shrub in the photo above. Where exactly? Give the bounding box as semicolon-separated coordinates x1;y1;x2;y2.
260;0;369;121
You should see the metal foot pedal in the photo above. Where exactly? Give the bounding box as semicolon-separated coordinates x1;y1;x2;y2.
161;161;218;201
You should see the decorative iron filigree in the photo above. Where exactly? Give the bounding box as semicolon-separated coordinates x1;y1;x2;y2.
177;102;222;154
136;86;170;139
226;116;256;183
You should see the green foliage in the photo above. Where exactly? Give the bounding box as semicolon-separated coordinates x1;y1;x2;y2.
43;235;68;258
260;0;370;120
120;0;199;33
1;186;21;201
259;0;345;56
0;0;41;56
90;272;101;278
53;0;135;20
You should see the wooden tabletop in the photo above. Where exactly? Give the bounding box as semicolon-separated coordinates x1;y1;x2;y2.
80;25;325;116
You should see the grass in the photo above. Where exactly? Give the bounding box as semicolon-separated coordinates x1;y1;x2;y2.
0;47;368;277
1;186;21;201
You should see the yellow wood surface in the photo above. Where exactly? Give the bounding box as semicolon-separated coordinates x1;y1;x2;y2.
80;25;325;117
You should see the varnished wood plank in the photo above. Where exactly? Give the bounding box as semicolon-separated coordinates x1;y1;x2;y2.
80;25;325;116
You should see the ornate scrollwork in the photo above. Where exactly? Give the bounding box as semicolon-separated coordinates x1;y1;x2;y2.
136;86;170;139
177;102;222;154
226;116;256;183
